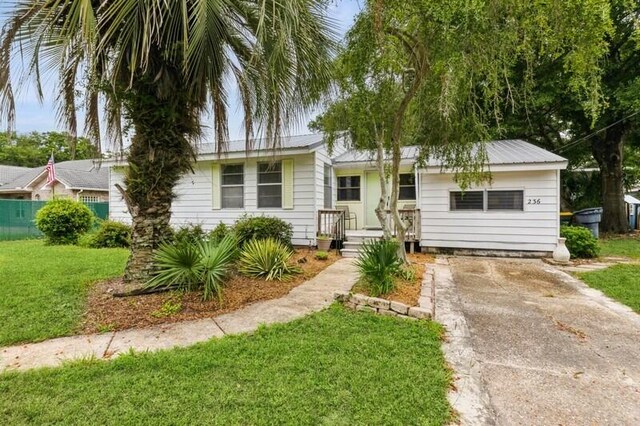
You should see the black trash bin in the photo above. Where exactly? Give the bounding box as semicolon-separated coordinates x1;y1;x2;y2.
572;207;603;239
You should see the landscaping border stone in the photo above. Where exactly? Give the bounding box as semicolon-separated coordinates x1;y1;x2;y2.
333;291;432;320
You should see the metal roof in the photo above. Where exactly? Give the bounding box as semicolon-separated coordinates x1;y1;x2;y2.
625;194;640;205
198;133;325;155
332;139;566;166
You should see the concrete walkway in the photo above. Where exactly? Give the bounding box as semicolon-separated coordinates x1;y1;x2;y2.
439;256;640;425
1;259;358;372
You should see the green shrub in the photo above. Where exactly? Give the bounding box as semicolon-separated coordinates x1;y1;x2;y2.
147;235;238;301
397;264;417;282
173;223;207;245
315;251;329;261
209;222;232;244
238;238;301;281
233;215;293;247
35;198;94;245
561;225;600;258
355;239;403;297
88;221;131;248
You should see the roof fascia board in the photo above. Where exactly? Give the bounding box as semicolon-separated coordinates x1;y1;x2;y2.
420;161;568;174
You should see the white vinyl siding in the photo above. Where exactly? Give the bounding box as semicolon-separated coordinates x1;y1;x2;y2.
109;154;317;245
421;170;559;252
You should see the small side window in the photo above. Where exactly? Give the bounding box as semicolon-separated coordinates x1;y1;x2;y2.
450;191;484;211
487;190;524;211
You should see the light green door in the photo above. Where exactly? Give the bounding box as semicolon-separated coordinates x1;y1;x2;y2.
365;171;386;228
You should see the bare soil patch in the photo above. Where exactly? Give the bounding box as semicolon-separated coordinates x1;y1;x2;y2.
81;249;338;333
352;252;433;306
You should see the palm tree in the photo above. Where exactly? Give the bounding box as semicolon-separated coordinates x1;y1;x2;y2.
0;0;335;282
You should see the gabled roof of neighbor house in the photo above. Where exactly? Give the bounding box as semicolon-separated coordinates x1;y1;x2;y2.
0;165;31;186
332;139;567;169
0;159;108;192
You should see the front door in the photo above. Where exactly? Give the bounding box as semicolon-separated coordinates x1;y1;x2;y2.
365;171;387;228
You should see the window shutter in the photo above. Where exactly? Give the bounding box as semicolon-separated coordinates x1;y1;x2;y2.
211;163;221;210
282;159;294;209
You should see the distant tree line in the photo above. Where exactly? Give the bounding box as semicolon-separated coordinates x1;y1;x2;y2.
0;132;97;167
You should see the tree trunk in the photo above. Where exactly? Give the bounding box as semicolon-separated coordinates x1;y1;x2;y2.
374;135;392;239
120;77;196;283
591;131;628;234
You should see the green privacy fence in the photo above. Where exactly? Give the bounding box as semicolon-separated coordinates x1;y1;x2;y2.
0;199;109;241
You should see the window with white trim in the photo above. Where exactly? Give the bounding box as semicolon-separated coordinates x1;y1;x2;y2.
487;190;523;211
81;195;100;203
221;164;244;208
399;173;416;200
449;191;484;210
323;164;332;208
337;176;360;201
257;162;282;208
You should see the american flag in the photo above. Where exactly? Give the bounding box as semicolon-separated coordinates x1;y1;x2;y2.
45;154;57;185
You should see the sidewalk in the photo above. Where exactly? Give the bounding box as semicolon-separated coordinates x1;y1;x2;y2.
1;259;358;372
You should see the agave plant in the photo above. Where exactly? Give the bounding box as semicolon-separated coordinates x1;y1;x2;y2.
239;238;301;281
355;239;403;297
147;235;237;301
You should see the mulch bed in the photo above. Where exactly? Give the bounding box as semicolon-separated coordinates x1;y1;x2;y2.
81;249;339;334
352;252;433;307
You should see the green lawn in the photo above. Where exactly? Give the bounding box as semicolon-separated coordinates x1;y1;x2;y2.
0;306;451;425
579;264;640;313
599;236;640;259
0;240;128;346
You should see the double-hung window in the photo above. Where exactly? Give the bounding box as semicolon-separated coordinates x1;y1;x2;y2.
221;164;244;208
450;191;484;211
337;176;360;201
399;173;416;200
257;162;282;208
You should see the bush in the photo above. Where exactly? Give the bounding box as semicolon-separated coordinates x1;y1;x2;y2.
147;235;238;301
173;223;207;245
238;238;301;281
315;251;329;261
355;239;403;297
233;215;293;247
561;225;600;258
35;198;94;245
209;222;232;244
87;221;131;248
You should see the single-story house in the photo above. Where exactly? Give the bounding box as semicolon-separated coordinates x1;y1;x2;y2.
108;134;568;256
0;159;109;202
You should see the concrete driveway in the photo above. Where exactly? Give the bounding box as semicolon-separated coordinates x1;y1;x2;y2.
441;257;640;425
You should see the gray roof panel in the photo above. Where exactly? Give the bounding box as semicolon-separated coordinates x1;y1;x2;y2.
198;133;325;155
332;139;566;166
0;159;107;191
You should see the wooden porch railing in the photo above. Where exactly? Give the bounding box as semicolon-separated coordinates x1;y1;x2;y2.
317;209;346;241
385;209;421;241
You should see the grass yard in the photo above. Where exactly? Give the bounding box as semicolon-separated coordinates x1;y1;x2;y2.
579;264;640;313
0;306;452;425
0;240;128;346
599;234;640;259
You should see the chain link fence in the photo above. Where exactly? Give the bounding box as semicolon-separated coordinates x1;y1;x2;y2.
0;200;109;241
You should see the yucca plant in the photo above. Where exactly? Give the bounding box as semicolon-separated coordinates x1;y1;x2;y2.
147;235;237;301
239;239;301;281
355;239;403;297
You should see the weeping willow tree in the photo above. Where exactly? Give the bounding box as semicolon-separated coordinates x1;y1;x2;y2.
0;0;335;282
314;0;611;260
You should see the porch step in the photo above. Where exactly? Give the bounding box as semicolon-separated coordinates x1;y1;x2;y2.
340;248;361;258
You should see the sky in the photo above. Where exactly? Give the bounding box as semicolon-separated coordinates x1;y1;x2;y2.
8;1;362;143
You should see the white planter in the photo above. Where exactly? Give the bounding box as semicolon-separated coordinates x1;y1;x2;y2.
553;238;571;263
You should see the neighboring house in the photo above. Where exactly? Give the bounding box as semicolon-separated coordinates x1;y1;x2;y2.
0;159;109;202
108;135;568;256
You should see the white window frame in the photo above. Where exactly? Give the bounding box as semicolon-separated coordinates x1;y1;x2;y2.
323;164;332;208
449;188;526;212
398;173;417;200
337;175;361;202
221;164;244;209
